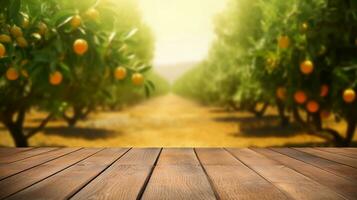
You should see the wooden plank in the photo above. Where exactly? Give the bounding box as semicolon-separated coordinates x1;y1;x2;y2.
227;148;345;200
114;148;161;165
196;148;288;200
0;148;33;157
254;148;357;200
297;148;357;168
318;148;357;159
6;148;129;200
0;148;79;180
274;148;357;181
157;148;199;165
141;148;216;200
0;148;102;199
0;147;57;164
71;148;161;200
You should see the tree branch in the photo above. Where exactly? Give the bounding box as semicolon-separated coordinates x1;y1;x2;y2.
26;113;54;139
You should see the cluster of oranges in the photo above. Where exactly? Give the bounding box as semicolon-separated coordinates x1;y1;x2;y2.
275;28;356;116
1;7;146;88
1;18;49;82
114;66;144;86
277;84;355;114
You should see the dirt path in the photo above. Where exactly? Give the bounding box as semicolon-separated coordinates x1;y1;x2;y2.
0;94;334;147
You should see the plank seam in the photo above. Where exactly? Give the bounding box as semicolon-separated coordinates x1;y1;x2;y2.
224;148;292;200
270;148;356;183
0;148;82;182
193;148;220;200
0;147;34;158
251;148;350;200
317;148;357;159
0;147;59;164
301;148;357;169
67;148;132;200
2;148;105;200
293;148;357;174
135;148;163;200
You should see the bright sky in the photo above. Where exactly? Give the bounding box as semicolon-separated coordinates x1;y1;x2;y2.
138;0;227;68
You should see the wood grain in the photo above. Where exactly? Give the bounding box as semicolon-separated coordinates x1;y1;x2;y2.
6;148;129;200
0;147;56;164
196;148;288;200
0;148;33;157
0;148;79;180
275;148;357;181
141;148;216;200
2;147;356;199
254;148;357;200
297;148;357;168
0;148;101;199
317;148;357;159
227;148;345;200
71;148;161;200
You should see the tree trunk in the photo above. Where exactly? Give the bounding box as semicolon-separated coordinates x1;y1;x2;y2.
2;116;28;147
276;99;289;127
312;112;322;131
254;103;269;118
343;118;357;146
292;106;306;124
8;123;28;147
63;106;85;127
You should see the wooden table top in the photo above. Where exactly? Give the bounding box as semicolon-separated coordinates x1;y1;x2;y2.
0;147;356;199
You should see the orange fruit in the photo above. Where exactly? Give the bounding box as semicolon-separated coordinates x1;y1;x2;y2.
73;39;88;55
320;85;329;97
10;25;23;37
132;73;144;86
306;100;320;113
38;22;47;35
343;89;356;103
276;87;286;100
49;71;63;85
278;35;290;49
0;43;5;57
294;90;307;104
320;111;331;119
16;37;28;48
300;60;314;75
6;68;19;81
0;34;11;43
114;66;127;80
70;15;81;28
85;8;99;20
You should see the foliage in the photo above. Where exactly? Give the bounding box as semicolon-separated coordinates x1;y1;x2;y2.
0;0;156;146
174;0;357;146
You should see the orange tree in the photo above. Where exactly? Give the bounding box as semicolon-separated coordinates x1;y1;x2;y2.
174;0;269;115
253;0;357;145
0;0;155;146
174;0;357;146
57;0;155;127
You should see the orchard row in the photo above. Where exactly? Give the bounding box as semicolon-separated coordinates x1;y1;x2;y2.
174;0;357;146
0;0;166;146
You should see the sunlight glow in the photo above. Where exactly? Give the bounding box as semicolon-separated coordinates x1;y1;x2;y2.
138;0;227;67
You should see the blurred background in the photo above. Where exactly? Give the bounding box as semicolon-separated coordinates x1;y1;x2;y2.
0;0;356;147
